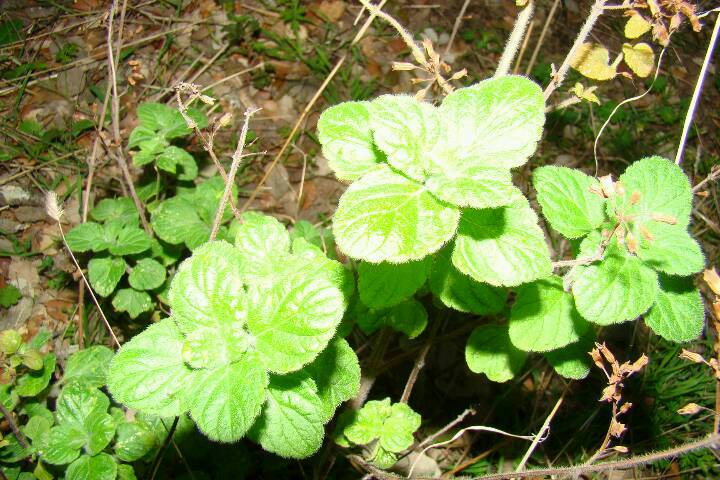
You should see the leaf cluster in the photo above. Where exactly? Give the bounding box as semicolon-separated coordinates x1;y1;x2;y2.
107;213;360;458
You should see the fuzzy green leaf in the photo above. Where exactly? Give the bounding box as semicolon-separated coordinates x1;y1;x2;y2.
333;166;460;263
107;318;195;417
65;223;109;253
88;257;126;297
65;453;117;480
544;333;595;380
368;95;442;182
303;338;361;422
533;166;606;238
572;240;659;325
234;212;290;282
84;411;116;455
128;258;166;291
356;299;428;339
429;245;506;314
169;241;246;336
247;259;345;373
134;102;207;141
291;238;355;307
112;289;153;319
249;373;324;458
466;325;525;383
63;346;114;388
358;257;430;309
509;276;590;352
614;156;692;228
425;165;522;210
645;275;704;342
635;222;704;276
344;398;421;453
439;76;545;169
452;201;552;287
187;352;268;443
317;101;381;181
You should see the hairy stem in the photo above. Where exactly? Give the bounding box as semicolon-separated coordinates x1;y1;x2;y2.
209;107;258;241
543;0;607;100
473;434;720;480
495;1;535;77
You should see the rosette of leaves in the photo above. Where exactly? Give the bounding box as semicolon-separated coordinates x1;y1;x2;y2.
127;102;208;181
35;383;119;480
317;75;552;288
108;213;360;458
150;176;237;251
64;198;168;319
334;398;421;468
490;156;706;382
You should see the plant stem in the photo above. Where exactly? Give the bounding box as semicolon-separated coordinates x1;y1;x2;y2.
444;0;471;58
149;416;180;480
495;1;534;77
543;0;607;100
0;402;29;449
473;434;720;479
351;328;393;410
525;0;560;75
675;12;720;165
209;107;258;241
400;319;442;404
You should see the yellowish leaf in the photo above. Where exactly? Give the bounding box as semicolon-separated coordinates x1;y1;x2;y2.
571;83;600;104
624;14;652;38
570;43;621;81
623;42;655;78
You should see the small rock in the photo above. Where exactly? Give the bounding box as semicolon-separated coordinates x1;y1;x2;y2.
392;452;441;478
315;0;345;22
14;206;47;223
0;185;32;206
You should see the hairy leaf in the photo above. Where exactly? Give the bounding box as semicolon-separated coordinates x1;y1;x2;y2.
107;318;195;417
356;299;428;339
317;101;381;181
572;240;659;325
429;245;506;314
15;353;55;397
344;398;421;453
533;166;606;238
545;333;595;380
425;165;522;210
247;259;345;373
452;201;552;287
466;325;525;383
90;198;138;225
509;276;590;352
187;353;268;443
333;166;459;263
249;373;324;458
114;422;156;462
439;76;545;169
358;257;430;309
234;212;290;282
645;275;704;343
369;95;442;182
635;222;704;276
304;338;361;422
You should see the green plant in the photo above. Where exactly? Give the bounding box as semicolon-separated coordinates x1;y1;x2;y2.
1;342;181;479
63;197;176;319
127;102;208;181
106;212;360;458
335;398;421;468
316;74;705;386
